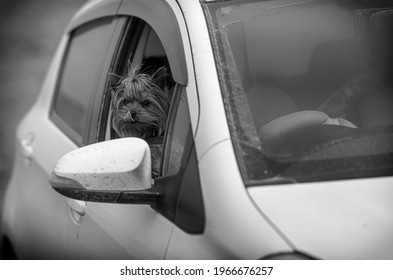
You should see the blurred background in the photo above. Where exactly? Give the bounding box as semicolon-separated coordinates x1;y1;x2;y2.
0;0;86;205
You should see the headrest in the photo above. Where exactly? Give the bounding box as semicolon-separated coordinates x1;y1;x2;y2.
308;40;364;88
369;9;393;38
259;110;357;155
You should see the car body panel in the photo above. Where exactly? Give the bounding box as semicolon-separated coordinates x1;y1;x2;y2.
248;177;393;259
166;140;291;259
176;0;232;161
65;203;174;259
1;35;78;258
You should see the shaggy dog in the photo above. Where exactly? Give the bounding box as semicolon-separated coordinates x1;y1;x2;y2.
111;66;171;177
111;66;170;139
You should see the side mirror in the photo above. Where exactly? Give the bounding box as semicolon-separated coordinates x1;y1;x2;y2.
49;138;163;204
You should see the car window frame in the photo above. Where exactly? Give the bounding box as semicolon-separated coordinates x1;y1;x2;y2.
153;86;205;234
160;84;189;176
117;0;188;86
50;16;123;147
96;16;189;175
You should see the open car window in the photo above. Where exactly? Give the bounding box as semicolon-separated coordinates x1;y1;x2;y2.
102;18;186;179
204;0;393;185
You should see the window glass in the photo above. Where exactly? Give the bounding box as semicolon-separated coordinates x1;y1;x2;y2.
53;18;114;143
141;27;174;89
206;0;393;184
163;88;189;176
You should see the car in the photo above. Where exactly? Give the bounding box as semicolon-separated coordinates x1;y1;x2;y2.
1;0;393;260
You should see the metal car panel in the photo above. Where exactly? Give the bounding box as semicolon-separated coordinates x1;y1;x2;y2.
68;203;174;259
176;0;232;160
248;177;393;259
166;140;291;259
0;35;80;258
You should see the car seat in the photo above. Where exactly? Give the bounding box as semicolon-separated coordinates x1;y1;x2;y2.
227;21;298;129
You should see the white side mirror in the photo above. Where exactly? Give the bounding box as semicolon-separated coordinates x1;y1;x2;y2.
50;138;162;204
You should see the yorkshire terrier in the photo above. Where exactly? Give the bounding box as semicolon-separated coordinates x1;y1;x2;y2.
111;65;171;177
111;65;170;139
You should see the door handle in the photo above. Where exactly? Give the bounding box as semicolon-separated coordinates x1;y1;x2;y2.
20;132;35;165
67;199;86;217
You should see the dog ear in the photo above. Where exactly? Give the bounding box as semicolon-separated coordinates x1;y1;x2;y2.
152;67;168;91
108;73;121;89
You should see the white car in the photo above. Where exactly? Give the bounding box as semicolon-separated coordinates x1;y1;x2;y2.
1;0;393;259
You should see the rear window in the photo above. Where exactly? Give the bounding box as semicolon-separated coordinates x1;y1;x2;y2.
52;18;114;145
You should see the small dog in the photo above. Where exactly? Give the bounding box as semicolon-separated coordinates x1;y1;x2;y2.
110;65;170;178
111;65;170;139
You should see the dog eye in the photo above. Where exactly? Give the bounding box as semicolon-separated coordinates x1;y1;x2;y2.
141;101;150;107
122;99;128;106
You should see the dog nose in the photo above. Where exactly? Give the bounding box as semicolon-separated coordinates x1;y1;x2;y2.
124;111;137;122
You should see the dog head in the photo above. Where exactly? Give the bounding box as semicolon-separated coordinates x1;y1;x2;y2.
111;66;170;139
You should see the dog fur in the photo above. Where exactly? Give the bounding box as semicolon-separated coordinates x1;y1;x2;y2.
111;65;170;139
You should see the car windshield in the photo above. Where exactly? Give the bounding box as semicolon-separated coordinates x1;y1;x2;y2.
203;0;393;185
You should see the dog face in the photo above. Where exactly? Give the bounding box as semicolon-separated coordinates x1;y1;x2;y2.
111;66;170;139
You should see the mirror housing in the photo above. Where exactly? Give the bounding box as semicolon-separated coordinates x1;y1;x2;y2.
50;138;162;204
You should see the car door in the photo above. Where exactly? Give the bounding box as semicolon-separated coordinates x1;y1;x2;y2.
61;0;205;259
61;20;173;260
